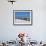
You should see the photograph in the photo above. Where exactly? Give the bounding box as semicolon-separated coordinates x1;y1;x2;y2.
13;10;32;25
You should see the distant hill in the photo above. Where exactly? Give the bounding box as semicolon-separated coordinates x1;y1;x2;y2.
15;17;30;21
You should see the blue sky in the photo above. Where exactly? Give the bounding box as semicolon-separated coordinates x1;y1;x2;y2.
15;12;31;18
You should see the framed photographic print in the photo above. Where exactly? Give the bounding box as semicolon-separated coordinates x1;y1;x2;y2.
13;10;32;25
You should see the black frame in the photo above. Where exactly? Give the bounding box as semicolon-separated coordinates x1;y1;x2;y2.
13;10;33;26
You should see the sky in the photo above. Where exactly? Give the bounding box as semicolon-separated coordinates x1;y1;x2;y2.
15;12;31;18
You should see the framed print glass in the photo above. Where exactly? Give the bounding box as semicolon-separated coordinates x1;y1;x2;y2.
13;10;32;25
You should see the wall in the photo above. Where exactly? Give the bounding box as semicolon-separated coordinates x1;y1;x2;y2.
0;0;46;42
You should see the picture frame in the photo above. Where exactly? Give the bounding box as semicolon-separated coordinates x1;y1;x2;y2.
13;10;33;26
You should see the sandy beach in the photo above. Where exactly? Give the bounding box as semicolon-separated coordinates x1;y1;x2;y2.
14;19;31;24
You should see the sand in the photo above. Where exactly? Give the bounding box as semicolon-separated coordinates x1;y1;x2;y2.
14;19;31;24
